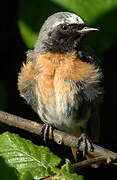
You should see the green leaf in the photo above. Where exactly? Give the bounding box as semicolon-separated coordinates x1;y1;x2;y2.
52;159;84;180
0;132;61;179
18;0;117;54
19;171;34;180
0;156;18;180
18;20;37;49
0;132;83;179
51;0;117;24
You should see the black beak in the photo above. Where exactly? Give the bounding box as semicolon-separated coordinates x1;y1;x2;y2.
77;26;99;34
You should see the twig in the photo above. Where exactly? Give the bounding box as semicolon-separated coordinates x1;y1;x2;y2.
73;156;105;169
0;110;117;168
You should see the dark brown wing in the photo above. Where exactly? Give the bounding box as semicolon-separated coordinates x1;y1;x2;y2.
87;101;103;144
76;45;103;143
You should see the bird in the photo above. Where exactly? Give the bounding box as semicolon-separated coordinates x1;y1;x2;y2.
18;12;102;161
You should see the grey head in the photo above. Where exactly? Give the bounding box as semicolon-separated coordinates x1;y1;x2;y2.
34;12;98;53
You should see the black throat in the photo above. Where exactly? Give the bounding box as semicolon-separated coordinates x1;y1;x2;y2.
34;34;84;54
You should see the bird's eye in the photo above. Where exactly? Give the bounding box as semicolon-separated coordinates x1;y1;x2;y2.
61;24;68;30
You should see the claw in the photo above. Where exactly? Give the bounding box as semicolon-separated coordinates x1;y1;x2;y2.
41;124;53;143
77;133;94;157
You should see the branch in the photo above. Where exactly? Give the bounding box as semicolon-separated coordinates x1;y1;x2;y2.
0;110;117;168
73;156;106;169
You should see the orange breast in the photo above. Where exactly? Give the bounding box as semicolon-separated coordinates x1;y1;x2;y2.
18;51;101;129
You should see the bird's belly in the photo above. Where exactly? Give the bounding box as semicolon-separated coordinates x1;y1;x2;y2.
35;72;91;137
36;93;90;137
36;85;91;137
54;107;91;137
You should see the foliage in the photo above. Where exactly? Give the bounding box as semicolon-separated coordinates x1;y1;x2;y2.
0;132;82;180
0;156;18;180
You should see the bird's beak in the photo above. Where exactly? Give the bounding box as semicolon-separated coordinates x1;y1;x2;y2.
77;26;99;34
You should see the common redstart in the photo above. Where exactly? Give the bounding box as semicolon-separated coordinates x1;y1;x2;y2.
18;12;102;161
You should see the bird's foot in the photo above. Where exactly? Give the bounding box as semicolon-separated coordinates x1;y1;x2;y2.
41;124;53;143
77;133;94;157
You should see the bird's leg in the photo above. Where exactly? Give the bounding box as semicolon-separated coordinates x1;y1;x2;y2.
77;133;94;157
71;147;78;162
41;124;53;143
72;133;94;162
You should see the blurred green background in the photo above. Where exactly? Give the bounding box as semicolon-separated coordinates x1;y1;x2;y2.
0;0;117;179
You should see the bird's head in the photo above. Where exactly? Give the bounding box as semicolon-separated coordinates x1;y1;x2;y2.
35;12;98;53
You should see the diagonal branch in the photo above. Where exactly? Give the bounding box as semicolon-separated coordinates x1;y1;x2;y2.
0;110;117;168
73;156;106;169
